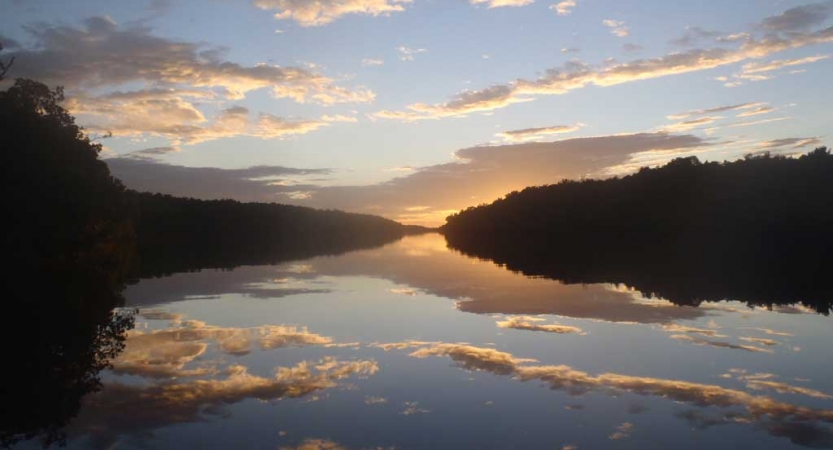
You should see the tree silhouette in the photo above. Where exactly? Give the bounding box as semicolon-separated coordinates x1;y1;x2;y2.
443;148;833;312
1;79;136;447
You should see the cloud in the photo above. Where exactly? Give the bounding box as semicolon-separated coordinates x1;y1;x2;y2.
125;147;179;159
375;7;833;121
471;0;534;8
409;343;537;375
740;54;830;74
667;102;766;120
622;43;644;52
138;310;184;321
362;58;385;67
670;26;721;47
551;0;576;16
756;137;822;150
71;95;329;146
608;422;634;440
111;319;335;378
106;158;331;201
669;334;773;353
746;380;833;400
372;84;531;121
396;341;833;444
721;370;832;400
253;0;412;26
370;340;441;351
661;324;726;337
717;32;751;43
560;47;580;54
742;327;794;337
396;46;427;61
9;17;374;103
603;19;630;37
496;316;584;335
400;401;430;414
724;116;792;128
739;337;779;346
390;288;420;295
736;105;775;117
365;396;388;405
727;53;831;86
385;165;416;172
74;358;378;447
660;116;722;132
761;2;833;32
322;114;359;123
496;124;583;142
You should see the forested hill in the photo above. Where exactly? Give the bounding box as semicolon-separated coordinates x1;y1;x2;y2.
442;148;833;312
443;148;833;239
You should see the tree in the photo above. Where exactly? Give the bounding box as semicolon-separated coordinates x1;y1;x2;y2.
0;79;136;448
1;78;135;275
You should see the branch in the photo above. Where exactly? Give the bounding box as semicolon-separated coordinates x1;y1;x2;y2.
0;56;14;81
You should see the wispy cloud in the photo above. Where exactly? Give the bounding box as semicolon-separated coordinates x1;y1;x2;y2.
756;137;822;149
321;114;359;123
496;316;584;334
397;46;428;61
660;116;723;132
362;57;385;67
551;0;577;16
741;54;830;74
496;124;583;142
603;19;630;37
736;105;775;117
471;0;534;8
667;102;767;120
253;0;412;26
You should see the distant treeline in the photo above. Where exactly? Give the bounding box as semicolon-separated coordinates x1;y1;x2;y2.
442;149;833;313
129;192;425;278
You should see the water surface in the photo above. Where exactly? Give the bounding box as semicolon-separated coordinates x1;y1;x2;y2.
36;233;833;449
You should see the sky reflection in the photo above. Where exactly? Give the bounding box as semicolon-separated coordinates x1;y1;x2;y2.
23;233;833;449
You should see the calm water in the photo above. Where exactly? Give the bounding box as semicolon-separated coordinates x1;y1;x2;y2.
34;233;833;449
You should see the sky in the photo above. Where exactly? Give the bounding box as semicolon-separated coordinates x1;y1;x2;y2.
2;0;832;226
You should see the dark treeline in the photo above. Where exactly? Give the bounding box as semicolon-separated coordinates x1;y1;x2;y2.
0;77;423;447
129;192;424;278
443;150;833;313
